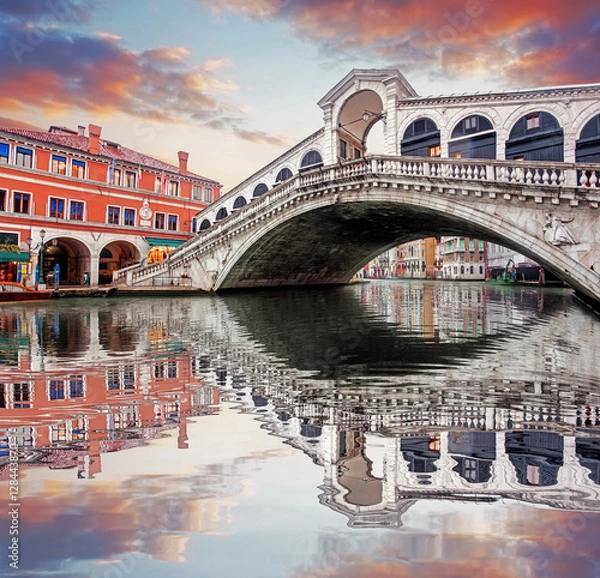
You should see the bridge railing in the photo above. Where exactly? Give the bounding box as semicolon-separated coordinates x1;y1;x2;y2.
117;155;599;285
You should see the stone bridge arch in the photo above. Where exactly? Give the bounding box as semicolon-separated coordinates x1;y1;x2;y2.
212;185;595;295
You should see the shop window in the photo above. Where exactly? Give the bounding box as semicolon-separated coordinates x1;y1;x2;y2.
15;147;33;168
72;159;86;178
13;192;31;214
428;145;441;157
51;154;67;175
49;197;65;219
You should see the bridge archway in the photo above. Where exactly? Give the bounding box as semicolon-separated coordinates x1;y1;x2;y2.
100;240;139;284
214;188;589;297
337;90;384;160
40;237;91;285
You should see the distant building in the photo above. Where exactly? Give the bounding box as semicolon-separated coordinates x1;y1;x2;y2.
396;238;436;279
0;123;221;287
438;237;486;281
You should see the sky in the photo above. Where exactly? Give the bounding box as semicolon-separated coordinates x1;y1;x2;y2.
0;0;599;191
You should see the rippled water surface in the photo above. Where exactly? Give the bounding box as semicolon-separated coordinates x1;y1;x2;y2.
1;280;599;577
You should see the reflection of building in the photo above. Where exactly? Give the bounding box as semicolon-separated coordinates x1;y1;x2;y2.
0;123;221;287
0;302;221;478
1;282;599;524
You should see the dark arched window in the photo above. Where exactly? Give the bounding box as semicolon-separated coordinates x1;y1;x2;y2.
215;207;228;221
233;196;247;210
300;150;323;171
449;115;496;159
451;115;493;139
275;167;293;183
401;118;440;157
576;114;600;163
506;111;564;161
100;248;112;258
252;183;268;197
199;219;211;230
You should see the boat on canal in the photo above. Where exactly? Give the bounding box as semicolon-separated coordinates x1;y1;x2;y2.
486;259;517;285
0;281;54;302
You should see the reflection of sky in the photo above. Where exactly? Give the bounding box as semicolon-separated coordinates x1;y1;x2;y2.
3;403;599;578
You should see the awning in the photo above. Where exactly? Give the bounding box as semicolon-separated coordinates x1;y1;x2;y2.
144;237;185;248
0;251;30;263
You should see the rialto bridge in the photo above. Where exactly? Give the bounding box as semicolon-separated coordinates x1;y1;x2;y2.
114;69;600;305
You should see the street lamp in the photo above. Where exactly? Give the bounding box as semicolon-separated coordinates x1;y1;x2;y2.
38;229;46;289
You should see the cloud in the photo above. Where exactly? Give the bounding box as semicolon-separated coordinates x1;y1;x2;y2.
198;0;600;87
0;21;229;124
0;15;290;147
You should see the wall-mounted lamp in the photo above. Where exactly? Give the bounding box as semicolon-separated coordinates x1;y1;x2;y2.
338;110;386;132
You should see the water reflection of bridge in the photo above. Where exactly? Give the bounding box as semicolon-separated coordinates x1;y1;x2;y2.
1;283;599;521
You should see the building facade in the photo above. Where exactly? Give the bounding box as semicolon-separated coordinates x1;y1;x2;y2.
439;236;486;280
0;123;221;287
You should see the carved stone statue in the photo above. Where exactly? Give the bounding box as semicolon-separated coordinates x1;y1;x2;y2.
543;212;577;246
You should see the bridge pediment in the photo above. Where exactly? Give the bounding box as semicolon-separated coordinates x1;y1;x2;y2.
317;68;418;109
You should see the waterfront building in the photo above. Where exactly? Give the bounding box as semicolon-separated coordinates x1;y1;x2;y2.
0;123;221;287
439;236;486;280
396;238;436;279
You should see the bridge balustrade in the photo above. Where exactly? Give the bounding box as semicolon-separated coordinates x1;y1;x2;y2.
118;155;600;288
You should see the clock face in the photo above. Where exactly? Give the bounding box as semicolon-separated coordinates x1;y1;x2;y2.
139;205;152;220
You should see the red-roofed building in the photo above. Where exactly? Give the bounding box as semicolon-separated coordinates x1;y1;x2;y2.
0;123;221;287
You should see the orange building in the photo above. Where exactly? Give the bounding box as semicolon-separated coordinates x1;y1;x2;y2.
0;123;221;287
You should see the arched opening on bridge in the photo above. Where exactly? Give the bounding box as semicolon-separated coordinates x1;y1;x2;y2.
505;111;564;161
449;115;496;159
337;90;384;161
401;118;441;157
299;150;323;172
275;167;293;184
253;183;269;198
233;196;248;210
215;207;228;221
576;113;600;163
100;241;139;284
40;237;91;286
199;219;211;230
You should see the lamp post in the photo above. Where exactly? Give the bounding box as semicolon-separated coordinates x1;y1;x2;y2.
38;229;46;290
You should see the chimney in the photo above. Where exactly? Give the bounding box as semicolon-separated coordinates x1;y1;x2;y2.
88;124;102;155
178;150;188;176
77;125;85;137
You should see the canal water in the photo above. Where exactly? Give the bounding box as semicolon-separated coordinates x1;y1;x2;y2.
1;280;599;578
